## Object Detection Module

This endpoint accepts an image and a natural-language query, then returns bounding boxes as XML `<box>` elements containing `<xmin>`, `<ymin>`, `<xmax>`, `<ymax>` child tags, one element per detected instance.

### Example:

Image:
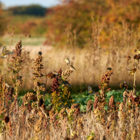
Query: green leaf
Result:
<box><xmin>0</xmin><ymin>115</ymin><xmax>4</xmax><ymax>119</ymax></box>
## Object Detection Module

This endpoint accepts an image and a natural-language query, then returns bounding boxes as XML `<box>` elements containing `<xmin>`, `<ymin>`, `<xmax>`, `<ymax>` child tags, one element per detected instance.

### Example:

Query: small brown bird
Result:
<box><xmin>5</xmin><ymin>83</ymin><xmax>12</xmax><ymax>88</ymax></box>
<box><xmin>1</xmin><ymin>46</ymin><xmax>14</xmax><ymax>58</ymax></box>
<box><xmin>70</xmin><ymin>65</ymin><xmax>76</xmax><ymax>71</ymax></box>
<box><xmin>65</xmin><ymin>58</ymin><xmax>70</xmax><ymax>65</ymax></box>
<box><xmin>52</xmin><ymin>71</ymin><xmax>59</xmax><ymax>76</ymax></box>
<box><xmin>46</xmin><ymin>72</ymin><xmax>56</xmax><ymax>79</ymax></box>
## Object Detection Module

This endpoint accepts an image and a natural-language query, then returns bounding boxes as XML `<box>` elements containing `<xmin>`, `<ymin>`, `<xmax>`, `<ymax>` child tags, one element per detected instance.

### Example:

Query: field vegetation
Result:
<box><xmin>0</xmin><ymin>0</ymin><xmax>140</xmax><ymax>139</ymax></box>
<box><xmin>0</xmin><ymin>38</ymin><xmax>140</xmax><ymax>139</ymax></box>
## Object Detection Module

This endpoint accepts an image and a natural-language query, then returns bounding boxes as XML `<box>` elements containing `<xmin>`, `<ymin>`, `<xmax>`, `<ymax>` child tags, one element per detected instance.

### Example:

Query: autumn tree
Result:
<box><xmin>46</xmin><ymin>0</ymin><xmax>140</xmax><ymax>47</ymax></box>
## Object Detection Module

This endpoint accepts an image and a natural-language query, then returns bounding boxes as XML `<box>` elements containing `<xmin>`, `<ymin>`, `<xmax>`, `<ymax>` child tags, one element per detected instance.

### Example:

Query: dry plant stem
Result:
<box><xmin>37</xmin><ymin>88</ymin><xmax>40</xmax><ymax>110</ymax></box>
<box><xmin>2</xmin><ymin>90</ymin><xmax>5</xmax><ymax>108</ymax></box>
<box><xmin>31</xmin><ymin>52</ymin><xmax>45</xmax><ymax>110</ymax></box>
<box><xmin>43</xmin><ymin>67</ymin><xmax>47</xmax><ymax>102</ymax></box>
<box><xmin>8</xmin><ymin>40</ymin><xmax>23</xmax><ymax>109</ymax></box>
<box><xmin>39</xmin><ymin>107</ymin><xmax>48</xmax><ymax>119</ymax></box>
<box><xmin>133</xmin><ymin>67</ymin><xmax>136</xmax><ymax>87</ymax></box>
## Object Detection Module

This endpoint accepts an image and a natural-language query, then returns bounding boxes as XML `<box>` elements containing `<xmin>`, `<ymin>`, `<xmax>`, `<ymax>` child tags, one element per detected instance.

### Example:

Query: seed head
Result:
<box><xmin>38</xmin><ymin>51</ymin><xmax>42</xmax><ymax>56</ymax></box>
<box><xmin>4</xmin><ymin>116</ymin><xmax>10</xmax><ymax>123</ymax></box>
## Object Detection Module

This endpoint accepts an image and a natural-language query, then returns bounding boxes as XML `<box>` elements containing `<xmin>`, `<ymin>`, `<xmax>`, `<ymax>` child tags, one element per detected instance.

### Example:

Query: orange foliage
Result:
<box><xmin>46</xmin><ymin>0</ymin><xmax>140</xmax><ymax>47</ymax></box>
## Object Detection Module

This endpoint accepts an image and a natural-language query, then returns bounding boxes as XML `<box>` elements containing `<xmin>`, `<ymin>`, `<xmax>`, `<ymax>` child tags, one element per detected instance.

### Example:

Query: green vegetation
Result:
<box><xmin>4</xmin><ymin>15</ymin><xmax>48</xmax><ymax>36</ymax></box>
<box><xmin>7</xmin><ymin>4</ymin><xmax>47</xmax><ymax>16</ymax></box>
<box><xmin>0</xmin><ymin>1</ymin><xmax>140</xmax><ymax>139</ymax></box>
<box><xmin>0</xmin><ymin>37</ymin><xmax>140</xmax><ymax>139</ymax></box>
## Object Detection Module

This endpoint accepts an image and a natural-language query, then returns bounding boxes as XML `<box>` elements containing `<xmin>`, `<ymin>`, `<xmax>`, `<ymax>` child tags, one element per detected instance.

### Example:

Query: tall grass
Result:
<box><xmin>1</xmin><ymin>21</ymin><xmax>140</xmax><ymax>92</ymax></box>
<box><xmin>0</xmin><ymin>21</ymin><xmax>140</xmax><ymax>140</ymax></box>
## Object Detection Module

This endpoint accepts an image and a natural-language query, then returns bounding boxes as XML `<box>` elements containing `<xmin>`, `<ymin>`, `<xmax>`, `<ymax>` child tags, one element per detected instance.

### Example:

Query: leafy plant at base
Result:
<box><xmin>50</xmin><ymin>67</ymin><xmax>75</xmax><ymax>112</ymax></box>
<box><xmin>51</xmin><ymin>78</ymin><xmax>74</xmax><ymax>112</ymax></box>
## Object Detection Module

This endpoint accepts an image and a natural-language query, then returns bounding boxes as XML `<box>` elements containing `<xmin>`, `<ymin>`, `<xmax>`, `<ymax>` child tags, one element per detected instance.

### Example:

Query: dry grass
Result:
<box><xmin>0</xmin><ymin>45</ymin><xmax>138</xmax><ymax>91</ymax></box>
<box><xmin>1</xmin><ymin>21</ymin><xmax>140</xmax><ymax>91</ymax></box>
<box><xmin>0</xmin><ymin>27</ymin><xmax>140</xmax><ymax>139</ymax></box>
<box><xmin>1</xmin><ymin>91</ymin><xmax>140</xmax><ymax>140</ymax></box>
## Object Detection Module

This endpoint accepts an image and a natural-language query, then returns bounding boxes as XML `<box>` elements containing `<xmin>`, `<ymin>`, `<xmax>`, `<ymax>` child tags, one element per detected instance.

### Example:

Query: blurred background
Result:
<box><xmin>0</xmin><ymin>0</ymin><xmax>140</xmax><ymax>94</ymax></box>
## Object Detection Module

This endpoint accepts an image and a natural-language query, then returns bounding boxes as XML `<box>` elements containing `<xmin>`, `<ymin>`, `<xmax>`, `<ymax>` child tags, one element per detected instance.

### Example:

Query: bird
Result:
<box><xmin>88</xmin><ymin>85</ymin><xmax>93</xmax><ymax>94</ymax></box>
<box><xmin>127</xmin><ymin>68</ymin><xmax>137</xmax><ymax>76</ymax></box>
<box><xmin>120</xmin><ymin>81</ymin><xmax>128</xmax><ymax>89</ymax></box>
<box><xmin>5</xmin><ymin>83</ymin><xmax>12</xmax><ymax>88</ymax></box>
<box><xmin>88</xmin><ymin>85</ymin><xmax>98</xmax><ymax>96</ymax></box>
<box><xmin>41</xmin><ymin>83</ymin><xmax>45</xmax><ymax>87</ymax></box>
<box><xmin>65</xmin><ymin>58</ymin><xmax>70</xmax><ymax>65</ymax></box>
<box><xmin>46</xmin><ymin>72</ymin><xmax>56</xmax><ymax>79</ymax></box>
<box><xmin>58</xmin><ymin>78</ymin><xmax>71</xmax><ymax>87</ymax></box>
<box><xmin>1</xmin><ymin>46</ymin><xmax>14</xmax><ymax>58</ymax></box>
<box><xmin>70</xmin><ymin>65</ymin><xmax>76</xmax><ymax>71</ymax></box>
<box><xmin>135</xmin><ymin>49</ymin><xmax>140</xmax><ymax>55</ymax></box>
<box><xmin>52</xmin><ymin>71</ymin><xmax>59</xmax><ymax>76</ymax></box>
<box><xmin>62</xmin><ymin>80</ymin><xmax>71</xmax><ymax>87</ymax></box>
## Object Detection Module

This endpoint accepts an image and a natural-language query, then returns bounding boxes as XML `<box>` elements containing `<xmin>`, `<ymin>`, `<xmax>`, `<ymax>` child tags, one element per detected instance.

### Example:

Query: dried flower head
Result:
<box><xmin>4</xmin><ymin>116</ymin><xmax>10</xmax><ymax>123</ymax></box>
<box><xmin>38</xmin><ymin>51</ymin><xmax>42</xmax><ymax>55</ymax></box>
<box><xmin>71</xmin><ymin>103</ymin><xmax>80</xmax><ymax>109</ymax></box>
<box><xmin>86</xmin><ymin>100</ymin><xmax>93</xmax><ymax>113</ymax></box>
<box><xmin>94</xmin><ymin>96</ymin><xmax>99</xmax><ymax>109</ymax></box>
<box><xmin>38</xmin><ymin>98</ymin><xmax>44</xmax><ymax>107</ymax></box>
<box><xmin>109</xmin><ymin>95</ymin><xmax>116</xmax><ymax>110</ymax></box>
<box><xmin>46</xmin><ymin>72</ymin><xmax>56</xmax><ymax>79</ymax></box>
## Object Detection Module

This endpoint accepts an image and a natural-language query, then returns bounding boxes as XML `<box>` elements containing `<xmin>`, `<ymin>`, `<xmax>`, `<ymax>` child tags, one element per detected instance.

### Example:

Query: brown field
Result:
<box><xmin>0</xmin><ymin>27</ymin><xmax>140</xmax><ymax>140</ymax></box>
<box><xmin>0</xmin><ymin>43</ymin><xmax>138</xmax><ymax>91</ymax></box>
<box><xmin>1</xmin><ymin>1</ymin><xmax>140</xmax><ymax>139</ymax></box>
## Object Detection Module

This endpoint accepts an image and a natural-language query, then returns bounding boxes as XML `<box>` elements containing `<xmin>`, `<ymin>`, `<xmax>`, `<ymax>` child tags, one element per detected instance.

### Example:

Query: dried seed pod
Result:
<box><xmin>4</xmin><ymin>116</ymin><xmax>10</xmax><ymax>123</ymax></box>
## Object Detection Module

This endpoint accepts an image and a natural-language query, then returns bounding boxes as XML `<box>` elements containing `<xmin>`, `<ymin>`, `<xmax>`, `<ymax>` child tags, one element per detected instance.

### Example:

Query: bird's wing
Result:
<box><xmin>2</xmin><ymin>46</ymin><xmax>7</xmax><ymax>53</ymax></box>
<box><xmin>72</xmin><ymin>65</ymin><xmax>76</xmax><ymax>70</ymax></box>
<box><xmin>5</xmin><ymin>50</ymin><xmax>14</xmax><ymax>54</ymax></box>
<box><xmin>65</xmin><ymin>81</ymin><xmax>71</xmax><ymax>86</ymax></box>
<box><xmin>88</xmin><ymin>85</ymin><xmax>92</xmax><ymax>93</ymax></box>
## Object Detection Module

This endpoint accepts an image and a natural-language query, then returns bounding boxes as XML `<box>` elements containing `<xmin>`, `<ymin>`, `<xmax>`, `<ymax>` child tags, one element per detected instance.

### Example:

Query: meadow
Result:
<box><xmin>1</xmin><ymin>0</ymin><xmax>140</xmax><ymax>139</ymax></box>
<box><xmin>0</xmin><ymin>20</ymin><xmax>140</xmax><ymax>140</ymax></box>
<box><xmin>1</xmin><ymin>21</ymin><xmax>140</xmax><ymax>93</ymax></box>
